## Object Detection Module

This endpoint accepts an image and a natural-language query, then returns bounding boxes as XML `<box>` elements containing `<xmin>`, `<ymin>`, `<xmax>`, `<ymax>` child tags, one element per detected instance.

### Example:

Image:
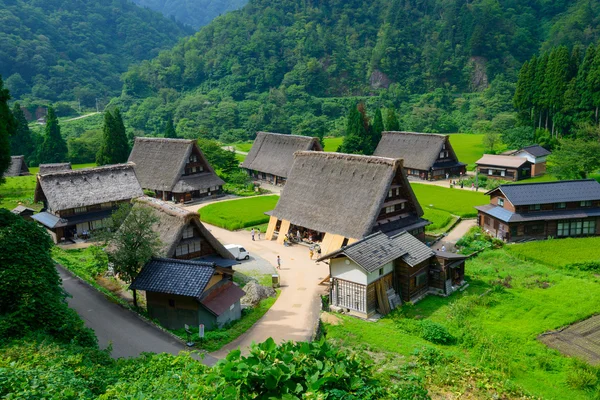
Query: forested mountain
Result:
<box><xmin>0</xmin><ymin>0</ymin><xmax>193</xmax><ymax>106</ymax></box>
<box><xmin>119</xmin><ymin>0</ymin><xmax>600</xmax><ymax>141</ymax></box>
<box><xmin>130</xmin><ymin>0</ymin><xmax>248</xmax><ymax>29</ymax></box>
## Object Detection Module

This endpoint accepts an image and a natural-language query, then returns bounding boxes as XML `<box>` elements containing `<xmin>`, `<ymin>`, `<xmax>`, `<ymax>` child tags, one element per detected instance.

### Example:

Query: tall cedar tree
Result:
<box><xmin>587</xmin><ymin>43</ymin><xmax>600</xmax><ymax>124</ymax></box>
<box><xmin>338</xmin><ymin>103</ymin><xmax>368</xmax><ymax>154</ymax></box>
<box><xmin>96</xmin><ymin>109</ymin><xmax>129</xmax><ymax>165</ymax></box>
<box><xmin>164</xmin><ymin>117</ymin><xmax>177</xmax><ymax>138</ymax></box>
<box><xmin>0</xmin><ymin>76</ymin><xmax>16</xmax><ymax>181</ymax></box>
<box><xmin>10</xmin><ymin>103</ymin><xmax>35</xmax><ymax>162</ymax></box>
<box><xmin>39</xmin><ymin>106</ymin><xmax>67</xmax><ymax>164</ymax></box>
<box><xmin>385</xmin><ymin>108</ymin><xmax>400</xmax><ymax>131</ymax></box>
<box><xmin>371</xmin><ymin>108</ymin><xmax>384</xmax><ymax>150</ymax></box>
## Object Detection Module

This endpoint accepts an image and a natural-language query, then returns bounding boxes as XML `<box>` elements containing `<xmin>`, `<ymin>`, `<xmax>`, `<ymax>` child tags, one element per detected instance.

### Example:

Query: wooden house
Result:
<box><xmin>265</xmin><ymin>152</ymin><xmax>430</xmax><ymax>255</ymax></box>
<box><xmin>11</xmin><ymin>205</ymin><xmax>35</xmax><ymax>221</ymax></box>
<box><xmin>504</xmin><ymin>145</ymin><xmax>551</xmax><ymax>176</ymax></box>
<box><xmin>476</xmin><ymin>180</ymin><xmax>600</xmax><ymax>242</ymax></box>
<box><xmin>130</xmin><ymin>258</ymin><xmax>245</xmax><ymax>330</ymax></box>
<box><xmin>128</xmin><ymin>197</ymin><xmax>236</xmax><ymax>263</ymax></box>
<box><xmin>5</xmin><ymin>156</ymin><xmax>30</xmax><ymax>177</ymax></box>
<box><xmin>128</xmin><ymin>137</ymin><xmax>224</xmax><ymax>203</ymax></box>
<box><xmin>475</xmin><ymin>154</ymin><xmax>532</xmax><ymax>181</ymax></box>
<box><xmin>38</xmin><ymin>163</ymin><xmax>72</xmax><ymax>175</ymax></box>
<box><xmin>31</xmin><ymin>164</ymin><xmax>143</xmax><ymax>243</ymax></box>
<box><xmin>241</xmin><ymin>132</ymin><xmax>323</xmax><ymax>186</ymax></box>
<box><xmin>373</xmin><ymin>132</ymin><xmax>466</xmax><ymax>180</ymax></box>
<box><xmin>317</xmin><ymin>231</ymin><xmax>466</xmax><ymax>318</ymax></box>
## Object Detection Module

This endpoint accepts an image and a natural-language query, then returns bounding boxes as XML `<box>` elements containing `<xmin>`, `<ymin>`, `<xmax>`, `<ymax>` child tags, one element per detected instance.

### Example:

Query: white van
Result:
<box><xmin>225</xmin><ymin>244</ymin><xmax>250</xmax><ymax>260</ymax></box>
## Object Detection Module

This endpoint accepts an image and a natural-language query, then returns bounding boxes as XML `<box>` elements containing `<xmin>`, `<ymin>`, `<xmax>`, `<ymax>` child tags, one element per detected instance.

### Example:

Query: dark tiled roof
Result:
<box><xmin>129</xmin><ymin>258</ymin><xmax>216</xmax><ymax>297</ymax></box>
<box><xmin>200</xmin><ymin>281</ymin><xmax>245</xmax><ymax>316</ymax></box>
<box><xmin>434</xmin><ymin>251</ymin><xmax>467</xmax><ymax>260</ymax></box>
<box><xmin>476</xmin><ymin>204</ymin><xmax>600</xmax><ymax>223</ymax></box>
<box><xmin>317</xmin><ymin>231</ymin><xmax>434</xmax><ymax>272</ymax></box>
<box><xmin>519</xmin><ymin>145</ymin><xmax>551</xmax><ymax>157</ymax></box>
<box><xmin>11</xmin><ymin>205</ymin><xmax>35</xmax><ymax>215</ymax></box>
<box><xmin>490</xmin><ymin>179</ymin><xmax>600</xmax><ymax>206</ymax></box>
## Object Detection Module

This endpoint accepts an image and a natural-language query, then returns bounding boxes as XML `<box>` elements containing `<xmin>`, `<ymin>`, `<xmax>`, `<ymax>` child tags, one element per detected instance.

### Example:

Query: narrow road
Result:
<box><xmin>64</xmin><ymin>112</ymin><xmax>100</xmax><ymax>122</ymax></box>
<box><xmin>221</xmin><ymin>145</ymin><xmax>248</xmax><ymax>156</ymax></box>
<box><xmin>58</xmin><ymin>265</ymin><xmax>218</xmax><ymax>366</ymax></box>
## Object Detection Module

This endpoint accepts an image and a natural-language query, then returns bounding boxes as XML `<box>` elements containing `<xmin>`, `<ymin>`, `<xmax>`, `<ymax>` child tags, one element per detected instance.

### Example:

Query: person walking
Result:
<box><xmin>251</xmin><ymin>228</ymin><xmax>255</xmax><ymax>241</ymax></box>
<box><xmin>256</xmin><ymin>228</ymin><xmax>261</xmax><ymax>240</ymax></box>
<box><xmin>277</xmin><ymin>255</ymin><xmax>281</xmax><ymax>270</ymax></box>
<box><xmin>309</xmin><ymin>248</ymin><xmax>314</xmax><ymax>259</ymax></box>
<box><xmin>471</xmin><ymin>182</ymin><xmax>475</xmax><ymax>191</ymax></box>
<box><xmin>441</xmin><ymin>244</ymin><xmax>446</xmax><ymax>252</ymax></box>
<box><xmin>460</xmin><ymin>181</ymin><xmax>464</xmax><ymax>189</ymax></box>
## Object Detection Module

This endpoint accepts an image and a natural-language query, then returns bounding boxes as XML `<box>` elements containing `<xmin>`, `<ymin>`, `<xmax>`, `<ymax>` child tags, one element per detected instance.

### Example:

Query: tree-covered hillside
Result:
<box><xmin>0</xmin><ymin>0</ymin><xmax>193</xmax><ymax>106</ymax></box>
<box><xmin>119</xmin><ymin>0</ymin><xmax>600</xmax><ymax>140</ymax></box>
<box><xmin>131</xmin><ymin>0</ymin><xmax>248</xmax><ymax>29</ymax></box>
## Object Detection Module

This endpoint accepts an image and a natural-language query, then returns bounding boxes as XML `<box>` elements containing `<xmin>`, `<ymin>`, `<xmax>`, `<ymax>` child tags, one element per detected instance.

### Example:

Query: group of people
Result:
<box><xmin>250</xmin><ymin>227</ymin><xmax>261</xmax><ymax>241</ymax></box>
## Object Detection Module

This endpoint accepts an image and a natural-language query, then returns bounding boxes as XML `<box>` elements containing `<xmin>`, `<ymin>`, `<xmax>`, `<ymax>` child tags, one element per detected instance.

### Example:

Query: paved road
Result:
<box><xmin>58</xmin><ymin>265</ymin><xmax>218</xmax><ymax>366</ymax></box>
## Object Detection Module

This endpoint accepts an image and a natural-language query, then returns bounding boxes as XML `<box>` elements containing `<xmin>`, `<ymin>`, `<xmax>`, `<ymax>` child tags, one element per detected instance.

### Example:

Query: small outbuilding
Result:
<box><xmin>11</xmin><ymin>205</ymin><xmax>35</xmax><ymax>221</ymax></box>
<box><xmin>38</xmin><ymin>163</ymin><xmax>72</xmax><ymax>175</ymax></box>
<box><xmin>318</xmin><ymin>231</ymin><xmax>466</xmax><ymax>319</ymax></box>
<box><xmin>373</xmin><ymin>132</ymin><xmax>466</xmax><ymax>180</ymax></box>
<box><xmin>5</xmin><ymin>156</ymin><xmax>30</xmax><ymax>177</ymax></box>
<box><xmin>241</xmin><ymin>132</ymin><xmax>323</xmax><ymax>186</ymax></box>
<box><xmin>128</xmin><ymin>137</ymin><xmax>224</xmax><ymax>203</ymax></box>
<box><xmin>475</xmin><ymin>154</ymin><xmax>532</xmax><ymax>181</ymax></box>
<box><xmin>130</xmin><ymin>258</ymin><xmax>245</xmax><ymax>331</ymax></box>
<box><xmin>504</xmin><ymin>145</ymin><xmax>551</xmax><ymax>177</ymax></box>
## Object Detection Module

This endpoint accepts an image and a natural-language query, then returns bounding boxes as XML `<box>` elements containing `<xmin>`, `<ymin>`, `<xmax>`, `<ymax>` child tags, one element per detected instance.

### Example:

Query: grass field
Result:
<box><xmin>199</xmin><ymin>195</ymin><xmax>279</xmax><ymax>230</ymax></box>
<box><xmin>323</xmin><ymin>136</ymin><xmax>343</xmax><ymax>152</ymax></box>
<box><xmin>411</xmin><ymin>183</ymin><xmax>488</xmax><ymax>218</ymax></box>
<box><xmin>422</xmin><ymin>207</ymin><xmax>458</xmax><ymax>235</ymax></box>
<box><xmin>324</xmin><ymin>249</ymin><xmax>600</xmax><ymax>398</ymax></box>
<box><xmin>448</xmin><ymin>133</ymin><xmax>486</xmax><ymax>169</ymax></box>
<box><xmin>0</xmin><ymin>163</ymin><xmax>97</xmax><ymax>211</ymax></box>
<box><xmin>507</xmin><ymin>237</ymin><xmax>600</xmax><ymax>269</ymax></box>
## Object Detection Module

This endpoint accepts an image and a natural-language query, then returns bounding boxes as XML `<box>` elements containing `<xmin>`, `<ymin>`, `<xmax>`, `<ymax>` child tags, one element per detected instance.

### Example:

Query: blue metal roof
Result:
<box><xmin>476</xmin><ymin>205</ymin><xmax>600</xmax><ymax>223</ymax></box>
<box><xmin>31</xmin><ymin>212</ymin><xmax>62</xmax><ymax>229</ymax></box>
<box><xmin>490</xmin><ymin>180</ymin><xmax>600</xmax><ymax>206</ymax></box>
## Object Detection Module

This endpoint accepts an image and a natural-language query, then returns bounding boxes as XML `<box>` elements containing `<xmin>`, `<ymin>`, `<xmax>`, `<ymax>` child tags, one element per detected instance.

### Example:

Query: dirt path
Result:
<box><xmin>64</xmin><ymin>112</ymin><xmax>100</xmax><ymax>122</ymax></box>
<box><xmin>203</xmin><ymin>223</ymin><xmax>329</xmax><ymax>358</ymax></box>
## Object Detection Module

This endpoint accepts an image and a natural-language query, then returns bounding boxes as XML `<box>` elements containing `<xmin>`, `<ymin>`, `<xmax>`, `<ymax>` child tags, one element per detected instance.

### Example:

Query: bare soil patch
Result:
<box><xmin>539</xmin><ymin>314</ymin><xmax>600</xmax><ymax>365</ymax></box>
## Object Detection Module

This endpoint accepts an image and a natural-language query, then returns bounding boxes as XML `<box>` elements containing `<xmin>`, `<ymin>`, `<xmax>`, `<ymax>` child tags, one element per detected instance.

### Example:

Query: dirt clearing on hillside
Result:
<box><xmin>539</xmin><ymin>314</ymin><xmax>600</xmax><ymax>365</ymax></box>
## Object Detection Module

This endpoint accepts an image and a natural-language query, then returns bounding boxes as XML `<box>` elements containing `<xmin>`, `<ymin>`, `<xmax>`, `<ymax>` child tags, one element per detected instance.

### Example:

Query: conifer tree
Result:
<box><xmin>96</xmin><ymin>111</ymin><xmax>116</xmax><ymax>166</ymax></box>
<box><xmin>0</xmin><ymin>76</ymin><xmax>16</xmax><ymax>180</ymax></box>
<box><xmin>532</xmin><ymin>53</ymin><xmax>549</xmax><ymax>129</ymax></box>
<box><xmin>371</xmin><ymin>108</ymin><xmax>384</xmax><ymax>151</ymax></box>
<box><xmin>587</xmin><ymin>43</ymin><xmax>600</xmax><ymax>124</ymax></box>
<box><xmin>385</xmin><ymin>108</ymin><xmax>400</xmax><ymax>131</ymax></box>
<box><xmin>10</xmin><ymin>103</ymin><xmax>35</xmax><ymax>162</ymax></box>
<box><xmin>338</xmin><ymin>103</ymin><xmax>369</xmax><ymax>154</ymax></box>
<box><xmin>513</xmin><ymin>60</ymin><xmax>532</xmax><ymax>123</ymax></box>
<box><xmin>577</xmin><ymin>44</ymin><xmax>596</xmax><ymax>116</ymax></box>
<box><xmin>39</xmin><ymin>107</ymin><xmax>67</xmax><ymax>164</ymax></box>
<box><xmin>112</xmin><ymin>108</ymin><xmax>130</xmax><ymax>161</ymax></box>
<box><xmin>164</xmin><ymin>117</ymin><xmax>177</xmax><ymax>138</ymax></box>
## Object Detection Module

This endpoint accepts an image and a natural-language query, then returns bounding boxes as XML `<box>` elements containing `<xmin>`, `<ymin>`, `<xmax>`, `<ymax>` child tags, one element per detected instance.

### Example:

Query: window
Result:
<box><xmin>189</xmin><ymin>155</ymin><xmax>198</xmax><ymax>162</ymax></box>
<box><xmin>74</xmin><ymin>206</ymin><xmax>87</xmax><ymax>214</ymax></box>
<box><xmin>498</xmin><ymin>198</ymin><xmax>504</xmax><ymax>207</ymax></box>
<box><xmin>385</xmin><ymin>206</ymin><xmax>394</xmax><ymax>214</ymax></box>
<box><xmin>488</xmin><ymin>169</ymin><xmax>492</xmax><ymax>175</ymax></box>
<box><xmin>399</xmin><ymin>202</ymin><xmax>406</xmax><ymax>210</ymax></box>
<box><xmin>415</xmin><ymin>272</ymin><xmax>427</xmax><ymax>287</ymax></box>
<box><xmin>442</xmin><ymin>143</ymin><xmax>446</xmax><ymax>150</ymax></box>
<box><xmin>501</xmin><ymin>170</ymin><xmax>505</xmax><ymax>177</ymax></box>
<box><xmin>557</xmin><ymin>221</ymin><xmax>568</xmax><ymax>237</ymax></box>
<box><xmin>555</xmin><ymin>202</ymin><xmax>566</xmax><ymax>209</ymax></box>
<box><xmin>229</xmin><ymin>303</ymin><xmax>235</xmax><ymax>311</ymax></box>
<box><xmin>183</xmin><ymin>226</ymin><xmax>194</xmax><ymax>239</ymax></box>
<box><xmin>239</xmin><ymin>247</ymin><xmax>246</xmax><ymax>252</ymax></box>
<box><xmin>440</xmin><ymin>151</ymin><xmax>445</xmax><ymax>158</ymax></box>
<box><xmin>379</xmin><ymin>268</ymin><xmax>383</xmax><ymax>276</ymax></box>
<box><xmin>583</xmin><ymin>220</ymin><xmax>596</xmax><ymax>235</ymax></box>
<box><xmin>558</xmin><ymin>219</ymin><xmax>595</xmax><ymax>237</ymax></box>
<box><xmin>580</xmin><ymin>200</ymin><xmax>592</xmax><ymax>207</ymax></box>
<box><xmin>388</xmin><ymin>189</ymin><xmax>393</xmax><ymax>198</ymax></box>
<box><xmin>189</xmin><ymin>240</ymin><xmax>201</xmax><ymax>254</ymax></box>
<box><xmin>529</xmin><ymin>204</ymin><xmax>541</xmax><ymax>211</ymax></box>
<box><xmin>484</xmin><ymin>216</ymin><xmax>491</xmax><ymax>225</ymax></box>
<box><xmin>175</xmin><ymin>244</ymin><xmax>189</xmax><ymax>256</ymax></box>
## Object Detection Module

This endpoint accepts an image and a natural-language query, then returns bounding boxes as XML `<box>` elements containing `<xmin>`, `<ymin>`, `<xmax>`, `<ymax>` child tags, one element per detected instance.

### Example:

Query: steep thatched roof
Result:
<box><xmin>128</xmin><ymin>137</ymin><xmax>223</xmax><ymax>193</ymax></box>
<box><xmin>6</xmin><ymin>156</ymin><xmax>30</xmax><ymax>177</ymax></box>
<box><xmin>374</xmin><ymin>132</ymin><xmax>461</xmax><ymax>171</ymax></box>
<box><xmin>132</xmin><ymin>197</ymin><xmax>234</xmax><ymax>260</ymax></box>
<box><xmin>241</xmin><ymin>132</ymin><xmax>323</xmax><ymax>178</ymax></box>
<box><xmin>271</xmin><ymin>152</ymin><xmax>423</xmax><ymax>239</ymax></box>
<box><xmin>38</xmin><ymin>163</ymin><xmax>72</xmax><ymax>175</ymax></box>
<box><xmin>34</xmin><ymin>164</ymin><xmax>143</xmax><ymax>211</ymax></box>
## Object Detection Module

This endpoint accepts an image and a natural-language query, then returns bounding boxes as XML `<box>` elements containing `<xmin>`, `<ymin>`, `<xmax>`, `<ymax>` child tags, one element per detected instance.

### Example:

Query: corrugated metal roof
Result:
<box><xmin>318</xmin><ymin>231</ymin><xmax>434</xmax><ymax>272</ymax></box>
<box><xmin>31</xmin><ymin>212</ymin><xmax>62</xmax><ymax>229</ymax></box>
<box><xmin>476</xmin><ymin>154</ymin><xmax>529</xmax><ymax>168</ymax></box>
<box><xmin>494</xmin><ymin>179</ymin><xmax>600</xmax><ymax>205</ymax></box>
<box><xmin>129</xmin><ymin>258</ymin><xmax>216</xmax><ymax>297</ymax></box>
<box><xmin>476</xmin><ymin>204</ymin><xmax>600</xmax><ymax>223</ymax></box>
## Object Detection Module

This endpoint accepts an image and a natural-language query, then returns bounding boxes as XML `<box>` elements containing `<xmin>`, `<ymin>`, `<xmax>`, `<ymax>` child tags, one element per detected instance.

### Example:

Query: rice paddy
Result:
<box><xmin>199</xmin><ymin>195</ymin><xmax>279</xmax><ymax>231</ymax></box>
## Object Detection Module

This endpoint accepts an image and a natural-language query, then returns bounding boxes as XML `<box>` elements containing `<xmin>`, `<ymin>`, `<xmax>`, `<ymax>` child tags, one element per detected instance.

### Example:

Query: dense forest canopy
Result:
<box><xmin>0</xmin><ymin>0</ymin><xmax>193</xmax><ymax>106</ymax></box>
<box><xmin>130</xmin><ymin>0</ymin><xmax>248</xmax><ymax>29</ymax></box>
<box><xmin>117</xmin><ymin>0</ymin><xmax>600</xmax><ymax>141</ymax></box>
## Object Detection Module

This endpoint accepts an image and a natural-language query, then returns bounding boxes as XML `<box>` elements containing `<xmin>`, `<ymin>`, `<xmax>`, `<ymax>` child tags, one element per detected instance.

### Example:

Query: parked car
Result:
<box><xmin>225</xmin><ymin>244</ymin><xmax>250</xmax><ymax>260</ymax></box>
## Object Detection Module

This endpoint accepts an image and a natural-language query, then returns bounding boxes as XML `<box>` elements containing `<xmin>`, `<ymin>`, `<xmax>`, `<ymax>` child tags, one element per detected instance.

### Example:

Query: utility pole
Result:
<box><xmin>95</xmin><ymin>98</ymin><xmax>99</xmax><ymax>113</ymax></box>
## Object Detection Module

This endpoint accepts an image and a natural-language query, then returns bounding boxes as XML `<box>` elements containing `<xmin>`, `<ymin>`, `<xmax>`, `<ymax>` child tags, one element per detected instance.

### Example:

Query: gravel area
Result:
<box><xmin>233</xmin><ymin>252</ymin><xmax>277</xmax><ymax>285</ymax></box>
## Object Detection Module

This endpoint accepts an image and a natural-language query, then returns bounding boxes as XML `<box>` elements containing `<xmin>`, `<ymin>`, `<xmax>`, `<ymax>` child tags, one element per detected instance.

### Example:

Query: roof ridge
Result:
<box><xmin>382</xmin><ymin>131</ymin><xmax>448</xmax><ymax>138</ymax></box>
<box><xmin>135</xmin><ymin>196</ymin><xmax>196</xmax><ymax>219</ymax></box>
<box><xmin>151</xmin><ymin>257</ymin><xmax>215</xmax><ymax>267</ymax></box>
<box><xmin>294</xmin><ymin>151</ymin><xmax>402</xmax><ymax>166</ymax></box>
<box><xmin>38</xmin><ymin>163</ymin><xmax>135</xmax><ymax>178</ymax></box>
<box><xmin>257</xmin><ymin>131</ymin><xmax>318</xmax><ymax>141</ymax></box>
<box><xmin>134</xmin><ymin>137</ymin><xmax>193</xmax><ymax>144</ymax></box>
<box><xmin>499</xmin><ymin>179</ymin><xmax>597</xmax><ymax>188</ymax></box>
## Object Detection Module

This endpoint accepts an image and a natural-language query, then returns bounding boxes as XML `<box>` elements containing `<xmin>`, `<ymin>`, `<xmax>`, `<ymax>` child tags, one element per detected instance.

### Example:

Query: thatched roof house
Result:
<box><xmin>6</xmin><ymin>156</ymin><xmax>30</xmax><ymax>177</ymax></box>
<box><xmin>31</xmin><ymin>164</ymin><xmax>143</xmax><ymax>243</ymax></box>
<box><xmin>128</xmin><ymin>137</ymin><xmax>225</xmax><ymax>203</ymax></box>
<box><xmin>38</xmin><ymin>163</ymin><xmax>72</xmax><ymax>175</ymax></box>
<box><xmin>265</xmin><ymin>152</ymin><xmax>429</xmax><ymax>254</ymax></box>
<box><xmin>373</xmin><ymin>132</ymin><xmax>466</xmax><ymax>180</ymax></box>
<box><xmin>241</xmin><ymin>132</ymin><xmax>323</xmax><ymax>185</ymax></box>
<box><xmin>129</xmin><ymin>197</ymin><xmax>235</xmax><ymax>263</ymax></box>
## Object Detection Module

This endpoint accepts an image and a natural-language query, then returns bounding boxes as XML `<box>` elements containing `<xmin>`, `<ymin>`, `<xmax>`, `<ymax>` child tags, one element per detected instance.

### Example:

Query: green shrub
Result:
<box><xmin>565</xmin><ymin>360</ymin><xmax>599</xmax><ymax>390</ymax></box>
<box><xmin>456</xmin><ymin>226</ymin><xmax>503</xmax><ymax>254</ymax></box>
<box><xmin>419</xmin><ymin>320</ymin><xmax>455</xmax><ymax>345</ymax></box>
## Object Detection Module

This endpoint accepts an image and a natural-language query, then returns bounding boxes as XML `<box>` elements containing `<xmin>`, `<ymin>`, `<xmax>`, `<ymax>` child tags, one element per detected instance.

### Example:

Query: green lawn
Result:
<box><xmin>448</xmin><ymin>133</ymin><xmax>486</xmax><ymax>170</ymax></box>
<box><xmin>1</xmin><ymin>163</ymin><xmax>97</xmax><ymax>211</ymax></box>
<box><xmin>507</xmin><ymin>237</ymin><xmax>600</xmax><ymax>269</ymax></box>
<box><xmin>323</xmin><ymin>136</ymin><xmax>343</xmax><ymax>152</ymax></box>
<box><xmin>199</xmin><ymin>195</ymin><xmax>279</xmax><ymax>230</ymax></box>
<box><xmin>232</xmin><ymin>142</ymin><xmax>253</xmax><ymax>153</ymax></box>
<box><xmin>324</xmin><ymin>249</ymin><xmax>600</xmax><ymax>399</ymax></box>
<box><xmin>411</xmin><ymin>183</ymin><xmax>488</xmax><ymax>218</ymax></box>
